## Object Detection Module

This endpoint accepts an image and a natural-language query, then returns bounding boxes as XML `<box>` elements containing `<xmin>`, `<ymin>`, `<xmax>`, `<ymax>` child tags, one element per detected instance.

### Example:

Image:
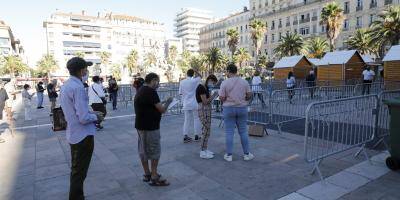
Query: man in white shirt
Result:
<box><xmin>249</xmin><ymin>71</ymin><xmax>266</xmax><ymax>108</ymax></box>
<box><xmin>179</xmin><ymin>69</ymin><xmax>202</xmax><ymax>143</ymax></box>
<box><xmin>362</xmin><ymin>66</ymin><xmax>375</xmax><ymax>95</ymax></box>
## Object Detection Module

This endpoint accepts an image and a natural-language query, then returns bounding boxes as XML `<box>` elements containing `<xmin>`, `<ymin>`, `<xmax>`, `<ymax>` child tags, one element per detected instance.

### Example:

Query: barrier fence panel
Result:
<box><xmin>157</xmin><ymin>89</ymin><xmax>182</xmax><ymax>115</ymax></box>
<box><xmin>318</xmin><ymin>85</ymin><xmax>356</xmax><ymax>100</ymax></box>
<box><xmin>373</xmin><ymin>90</ymin><xmax>400</xmax><ymax>149</ymax></box>
<box><xmin>117</xmin><ymin>85</ymin><xmax>134</xmax><ymax>108</ymax></box>
<box><xmin>304</xmin><ymin>95</ymin><xmax>378</xmax><ymax>180</ymax></box>
<box><xmin>353</xmin><ymin>82</ymin><xmax>385</xmax><ymax>96</ymax></box>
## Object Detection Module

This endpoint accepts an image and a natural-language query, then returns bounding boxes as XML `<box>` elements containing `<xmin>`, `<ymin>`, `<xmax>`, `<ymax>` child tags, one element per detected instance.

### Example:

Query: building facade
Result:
<box><xmin>175</xmin><ymin>8</ymin><xmax>214</xmax><ymax>53</ymax></box>
<box><xmin>0</xmin><ymin>20</ymin><xmax>21</xmax><ymax>56</ymax></box>
<box><xmin>164</xmin><ymin>38</ymin><xmax>183</xmax><ymax>60</ymax></box>
<box><xmin>199</xmin><ymin>7</ymin><xmax>251</xmax><ymax>60</ymax></box>
<box><xmin>43</xmin><ymin>11</ymin><xmax>166</xmax><ymax>77</ymax></box>
<box><xmin>250</xmin><ymin>0</ymin><xmax>400</xmax><ymax>61</ymax></box>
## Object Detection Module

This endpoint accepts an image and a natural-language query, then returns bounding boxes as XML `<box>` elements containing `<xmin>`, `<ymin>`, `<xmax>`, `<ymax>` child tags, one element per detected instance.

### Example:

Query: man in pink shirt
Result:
<box><xmin>218</xmin><ymin>64</ymin><xmax>254</xmax><ymax>162</ymax></box>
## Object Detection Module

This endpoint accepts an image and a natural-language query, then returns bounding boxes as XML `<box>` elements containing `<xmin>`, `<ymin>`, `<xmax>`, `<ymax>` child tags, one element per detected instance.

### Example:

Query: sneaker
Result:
<box><xmin>243</xmin><ymin>153</ymin><xmax>255</xmax><ymax>161</ymax></box>
<box><xmin>194</xmin><ymin>135</ymin><xmax>201</xmax><ymax>141</ymax></box>
<box><xmin>200</xmin><ymin>151</ymin><xmax>214</xmax><ymax>159</ymax></box>
<box><xmin>205</xmin><ymin>150</ymin><xmax>214</xmax><ymax>155</ymax></box>
<box><xmin>224</xmin><ymin>154</ymin><xmax>233</xmax><ymax>162</ymax></box>
<box><xmin>183</xmin><ymin>136</ymin><xmax>192</xmax><ymax>143</ymax></box>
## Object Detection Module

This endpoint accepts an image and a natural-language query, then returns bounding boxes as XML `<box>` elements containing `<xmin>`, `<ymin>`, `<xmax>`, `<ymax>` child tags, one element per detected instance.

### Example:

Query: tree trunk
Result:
<box><xmin>329</xmin><ymin>38</ymin><xmax>334</xmax><ymax>52</ymax></box>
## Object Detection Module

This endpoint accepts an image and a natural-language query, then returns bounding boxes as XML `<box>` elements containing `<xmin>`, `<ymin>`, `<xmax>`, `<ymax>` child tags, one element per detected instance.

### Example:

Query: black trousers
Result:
<box><xmin>91</xmin><ymin>103</ymin><xmax>107</xmax><ymax>117</ymax></box>
<box><xmin>69</xmin><ymin>136</ymin><xmax>94</xmax><ymax>200</ymax></box>
<box><xmin>362</xmin><ymin>80</ymin><xmax>372</xmax><ymax>95</ymax></box>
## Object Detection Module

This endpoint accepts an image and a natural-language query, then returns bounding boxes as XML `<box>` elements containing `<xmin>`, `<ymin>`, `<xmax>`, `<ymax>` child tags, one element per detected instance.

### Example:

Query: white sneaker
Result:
<box><xmin>200</xmin><ymin>151</ymin><xmax>214</xmax><ymax>159</ymax></box>
<box><xmin>205</xmin><ymin>150</ymin><xmax>214</xmax><ymax>155</ymax></box>
<box><xmin>224</xmin><ymin>154</ymin><xmax>233</xmax><ymax>162</ymax></box>
<box><xmin>243</xmin><ymin>153</ymin><xmax>255</xmax><ymax>161</ymax></box>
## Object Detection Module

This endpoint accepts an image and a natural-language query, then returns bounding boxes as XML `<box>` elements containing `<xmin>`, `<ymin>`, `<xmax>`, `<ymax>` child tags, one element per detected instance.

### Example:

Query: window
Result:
<box><xmin>0</xmin><ymin>37</ymin><xmax>9</xmax><ymax>45</ymax></box>
<box><xmin>48</xmin><ymin>32</ymin><xmax>54</xmax><ymax>38</ymax></box>
<box><xmin>264</xmin><ymin>35</ymin><xmax>268</xmax><ymax>43</ymax></box>
<box><xmin>271</xmin><ymin>34</ymin><xmax>275</xmax><ymax>42</ymax></box>
<box><xmin>300</xmin><ymin>27</ymin><xmax>310</xmax><ymax>35</ymax></box>
<box><xmin>279</xmin><ymin>19</ymin><xmax>282</xmax><ymax>27</ymax></box>
<box><xmin>279</xmin><ymin>32</ymin><xmax>282</xmax><ymax>40</ymax></box>
<box><xmin>344</xmin><ymin>2</ymin><xmax>350</xmax><ymax>13</ymax></box>
<box><xmin>356</xmin><ymin>16</ymin><xmax>363</xmax><ymax>27</ymax></box>
<box><xmin>344</xmin><ymin>19</ymin><xmax>349</xmax><ymax>30</ymax></box>
<box><xmin>271</xmin><ymin>20</ymin><xmax>275</xmax><ymax>30</ymax></box>
<box><xmin>357</xmin><ymin>0</ymin><xmax>363</xmax><ymax>7</ymax></box>
<box><xmin>369</xmin><ymin>14</ymin><xmax>374</xmax><ymax>25</ymax></box>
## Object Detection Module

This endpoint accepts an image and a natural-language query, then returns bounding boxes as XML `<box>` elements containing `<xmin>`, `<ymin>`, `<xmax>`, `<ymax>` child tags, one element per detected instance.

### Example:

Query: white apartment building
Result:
<box><xmin>175</xmin><ymin>8</ymin><xmax>214</xmax><ymax>53</ymax></box>
<box><xmin>43</xmin><ymin>11</ymin><xmax>166</xmax><ymax>77</ymax></box>
<box><xmin>0</xmin><ymin>20</ymin><xmax>21</xmax><ymax>56</ymax></box>
<box><xmin>200</xmin><ymin>8</ymin><xmax>251</xmax><ymax>60</ymax></box>
<box><xmin>250</xmin><ymin>0</ymin><xmax>400</xmax><ymax>61</ymax></box>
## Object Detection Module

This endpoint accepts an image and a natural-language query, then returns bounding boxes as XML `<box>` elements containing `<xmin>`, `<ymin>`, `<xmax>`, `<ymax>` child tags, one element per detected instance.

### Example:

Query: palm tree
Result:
<box><xmin>100</xmin><ymin>51</ymin><xmax>111</xmax><ymax>75</ymax></box>
<box><xmin>126</xmin><ymin>49</ymin><xmax>139</xmax><ymax>74</ymax></box>
<box><xmin>369</xmin><ymin>5</ymin><xmax>400</xmax><ymax>57</ymax></box>
<box><xmin>74</xmin><ymin>51</ymin><xmax>85</xmax><ymax>58</ymax></box>
<box><xmin>258</xmin><ymin>55</ymin><xmax>268</xmax><ymax>68</ymax></box>
<box><xmin>250</xmin><ymin>19</ymin><xmax>267</xmax><ymax>66</ymax></box>
<box><xmin>274</xmin><ymin>32</ymin><xmax>304</xmax><ymax>58</ymax></box>
<box><xmin>36</xmin><ymin>54</ymin><xmax>58</xmax><ymax>79</ymax></box>
<box><xmin>234</xmin><ymin>47</ymin><xmax>251</xmax><ymax>68</ymax></box>
<box><xmin>144</xmin><ymin>52</ymin><xmax>157</xmax><ymax>68</ymax></box>
<box><xmin>226</xmin><ymin>28</ymin><xmax>240</xmax><ymax>60</ymax></box>
<box><xmin>177</xmin><ymin>50</ymin><xmax>192</xmax><ymax>73</ymax></box>
<box><xmin>206</xmin><ymin>47</ymin><xmax>223</xmax><ymax>73</ymax></box>
<box><xmin>112</xmin><ymin>64</ymin><xmax>121</xmax><ymax>81</ymax></box>
<box><xmin>346</xmin><ymin>28</ymin><xmax>377</xmax><ymax>55</ymax></box>
<box><xmin>303</xmin><ymin>37</ymin><xmax>329</xmax><ymax>59</ymax></box>
<box><xmin>320</xmin><ymin>2</ymin><xmax>345</xmax><ymax>51</ymax></box>
<box><xmin>218</xmin><ymin>54</ymin><xmax>230</xmax><ymax>72</ymax></box>
<box><xmin>168</xmin><ymin>45</ymin><xmax>178</xmax><ymax>65</ymax></box>
<box><xmin>0</xmin><ymin>55</ymin><xmax>29</xmax><ymax>77</ymax></box>
<box><xmin>189</xmin><ymin>55</ymin><xmax>206</xmax><ymax>72</ymax></box>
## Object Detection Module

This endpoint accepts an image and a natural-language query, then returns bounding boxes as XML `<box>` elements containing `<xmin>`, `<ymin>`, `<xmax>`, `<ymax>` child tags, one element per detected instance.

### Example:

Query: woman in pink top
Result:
<box><xmin>218</xmin><ymin>64</ymin><xmax>254</xmax><ymax>162</ymax></box>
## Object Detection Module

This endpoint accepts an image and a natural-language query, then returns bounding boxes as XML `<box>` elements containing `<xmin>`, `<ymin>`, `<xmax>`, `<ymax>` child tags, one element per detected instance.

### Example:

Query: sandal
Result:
<box><xmin>143</xmin><ymin>173</ymin><xmax>162</xmax><ymax>182</ymax></box>
<box><xmin>149</xmin><ymin>175</ymin><xmax>170</xmax><ymax>187</ymax></box>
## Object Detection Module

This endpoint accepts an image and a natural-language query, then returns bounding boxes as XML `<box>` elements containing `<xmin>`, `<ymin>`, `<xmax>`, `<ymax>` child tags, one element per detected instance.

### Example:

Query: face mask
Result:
<box><xmin>207</xmin><ymin>83</ymin><xmax>214</xmax><ymax>88</ymax></box>
<box><xmin>82</xmin><ymin>74</ymin><xmax>89</xmax><ymax>82</ymax></box>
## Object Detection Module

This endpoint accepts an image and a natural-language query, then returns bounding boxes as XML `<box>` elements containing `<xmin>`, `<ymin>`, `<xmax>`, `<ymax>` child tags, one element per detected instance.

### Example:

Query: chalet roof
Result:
<box><xmin>273</xmin><ymin>55</ymin><xmax>309</xmax><ymax>69</ymax></box>
<box><xmin>308</xmin><ymin>58</ymin><xmax>320</xmax><ymax>66</ymax></box>
<box><xmin>383</xmin><ymin>45</ymin><xmax>400</xmax><ymax>62</ymax></box>
<box><xmin>318</xmin><ymin>50</ymin><xmax>365</xmax><ymax>65</ymax></box>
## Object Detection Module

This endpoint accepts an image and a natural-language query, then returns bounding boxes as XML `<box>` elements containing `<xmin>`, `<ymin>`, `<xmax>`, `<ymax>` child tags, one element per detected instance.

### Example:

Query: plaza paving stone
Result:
<box><xmin>0</xmin><ymin>97</ymin><xmax>399</xmax><ymax>200</ymax></box>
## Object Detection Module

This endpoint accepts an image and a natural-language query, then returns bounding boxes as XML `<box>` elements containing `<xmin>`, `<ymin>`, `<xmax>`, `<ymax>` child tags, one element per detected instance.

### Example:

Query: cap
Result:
<box><xmin>66</xmin><ymin>57</ymin><xmax>93</xmax><ymax>72</ymax></box>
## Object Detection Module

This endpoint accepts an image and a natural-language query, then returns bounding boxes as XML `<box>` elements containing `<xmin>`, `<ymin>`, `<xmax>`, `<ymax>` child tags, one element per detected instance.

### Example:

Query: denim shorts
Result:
<box><xmin>137</xmin><ymin>129</ymin><xmax>161</xmax><ymax>160</ymax></box>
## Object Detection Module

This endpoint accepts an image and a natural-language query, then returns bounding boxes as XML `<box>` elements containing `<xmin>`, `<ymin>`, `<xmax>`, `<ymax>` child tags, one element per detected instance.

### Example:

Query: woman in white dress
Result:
<box><xmin>22</xmin><ymin>84</ymin><xmax>35</xmax><ymax>121</ymax></box>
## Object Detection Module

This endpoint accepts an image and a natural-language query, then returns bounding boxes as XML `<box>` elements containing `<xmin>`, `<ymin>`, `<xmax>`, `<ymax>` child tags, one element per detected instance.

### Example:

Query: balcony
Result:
<box><xmin>312</xmin><ymin>16</ymin><xmax>318</xmax><ymax>21</ymax></box>
<box><xmin>286</xmin><ymin>22</ymin><xmax>290</xmax><ymax>27</ymax></box>
<box><xmin>300</xmin><ymin>18</ymin><xmax>310</xmax><ymax>24</ymax></box>
<box><xmin>344</xmin><ymin>9</ymin><xmax>350</xmax><ymax>14</ymax></box>
<box><xmin>278</xmin><ymin>24</ymin><xmax>282</xmax><ymax>28</ymax></box>
<box><xmin>293</xmin><ymin>20</ymin><xmax>298</xmax><ymax>25</ymax></box>
<box><xmin>356</xmin><ymin>25</ymin><xmax>362</xmax><ymax>29</ymax></box>
<box><xmin>370</xmin><ymin>2</ymin><xmax>377</xmax><ymax>8</ymax></box>
<box><xmin>385</xmin><ymin>0</ymin><xmax>393</xmax><ymax>5</ymax></box>
<box><xmin>271</xmin><ymin>26</ymin><xmax>275</xmax><ymax>30</ymax></box>
<box><xmin>356</xmin><ymin>5</ymin><xmax>363</xmax><ymax>11</ymax></box>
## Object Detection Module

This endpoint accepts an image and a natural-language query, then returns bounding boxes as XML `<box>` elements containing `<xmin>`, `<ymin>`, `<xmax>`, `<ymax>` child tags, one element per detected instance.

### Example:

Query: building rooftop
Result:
<box><xmin>382</xmin><ymin>45</ymin><xmax>400</xmax><ymax>62</ymax></box>
<box><xmin>318</xmin><ymin>50</ymin><xmax>363</xmax><ymax>65</ymax></box>
<box><xmin>273</xmin><ymin>55</ymin><xmax>308</xmax><ymax>68</ymax></box>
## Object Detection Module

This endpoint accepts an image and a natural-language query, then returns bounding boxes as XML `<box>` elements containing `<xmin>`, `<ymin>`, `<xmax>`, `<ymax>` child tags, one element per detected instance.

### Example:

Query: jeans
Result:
<box><xmin>110</xmin><ymin>92</ymin><xmax>118</xmax><ymax>109</ymax></box>
<box><xmin>223</xmin><ymin>106</ymin><xmax>250</xmax><ymax>155</ymax></box>
<box><xmin>69</xmin><ymin>136</ymin><xmax>94</xmax><ymax>200</ymax></box>
<box><xmin>183</xmin><ymin>109</ymin><xmax>201</xmax><ymax>136</ymax></box>
<box><xmin>37</xmin><ymin>92</ymin><xmax>44</xmax><ymax>107</ymax></box>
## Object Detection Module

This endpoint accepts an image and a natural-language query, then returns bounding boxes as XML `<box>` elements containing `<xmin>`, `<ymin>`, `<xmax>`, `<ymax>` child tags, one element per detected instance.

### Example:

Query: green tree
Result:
<box><xmin>226</xmin><ymin>28</ymin><xmax>240</xmax><ymax>60</ymax></box>
<box><xmin>144</xmin><ymin>52</ymin><xmax>157</xmax><ymax>69</ymax></box>
<box><xmin>189</xmin><ymin>54</ymin><xmax>206</xmax><ymax>73</ymax></box>
<box><xmin>234</xmin><ymin>47</ymin><xmax>251</xmax><ymax>68</ymax></box>
<box><xmin>112</xmin><ymin>64</ymin><xmax>121</xmax><ymax>81</ymax></box>
<box><xmin>177</xmin><ymin>50</ymin><xmax>192</xmax><ymax>73</ymax></box>
<box><xmin>218</xmin><ymin>54</ymin><xmax>230</xmax><ymax>72</ymax></box>
<box><xmin>303</xmin><ymin>37</ymin><xmax>329</xmax><ymax>59</ymax></box>
<box><xmin>100</xmin><ymin>51</ymin><xmax>111</xmax><ymax>74</ymax></box>
<box><xmin>36</xmin><ymin>54</ymin><xmax>58</xmax><ymax>79</ymax></box>
<box><xmin>250</xmin><ymin>19</ymin><xmax>267</xmax><ymax>66</ymax></box>
<box><xmin>126</xmin><ymin>49</ymin><xmax>139</xmax><ymax>74</ymax></box>
<box><xmin>320</xmin><ymin>2</ymin><xmax>345</xmax><ymax>51</ymax></box>
<box><xmin>274</xmin><ymin>32</ymin><xmax>304</xmax><ymax>58</ymax></box>
<box><xmin>206</xmin><ymin>47</ymin><xmax>223</xmax><ymax>73</ymax></box>
<box><xmin>369</xmin><ymin>5</ymin><xmax>400</xmax><ymax>57</ymax></box>
<box><xmin>167</xmin><ymin>45</ymin><xmax>178</xmax><ymax>65</ymax></box>
<box><xmin>258</xmin><ymin>55</ymin><xmax>268</xmax><ymax>68</ymax></box>
<box><xmin>0</xmin><ymin>55</ymin><xmax>29</xmax><ymax>77</ymax></box>
<box><xmin>74</xmin><ymin>51</ymin><xmax>85</xmax><ymax>58</ymax></box>
<box><xmin>346</xmin><ymin>28</ymin><xmax>377</xmax><ymax>55</ymax></box>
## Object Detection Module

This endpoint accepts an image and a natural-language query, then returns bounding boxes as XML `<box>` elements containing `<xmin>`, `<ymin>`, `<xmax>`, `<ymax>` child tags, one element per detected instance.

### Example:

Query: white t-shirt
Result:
<box><xmin>88</xmin><ymin>82</ymin><xmax>106</xmax><ymax>105</ymax></box>
<box><xmin>362</xmin><ymin>70</ymin><xmax>375</xmax><ymax>81</ymax></box>
<box><xmin>179</xmin><ymin>77</ymin><xmax>201</xmax><ymax>110</ymax></box>
<box><xmin>251</xmin><ymin>76</ymin><xmax>262</xmax><ymax>92</ymax></box>
<box><xmin>286</xmin><ymin>77</ymin><xmax>296</xmax><ymax>88</ymax></box>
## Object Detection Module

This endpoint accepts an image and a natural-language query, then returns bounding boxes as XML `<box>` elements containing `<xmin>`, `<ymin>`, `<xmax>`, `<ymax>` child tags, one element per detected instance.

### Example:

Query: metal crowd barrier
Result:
<box><xmin>117</xmin><ymin>85</ymin><xmax>135</xmax><ymax>108</ymax></box>
<box><xmin>318</xmin><ymin>85</ymin><xmax>356</xmax><ymax>100</ymax></box>
<box><xmin>304</xmin><ymin>95</ymin><xmax>379</xmax><ymax>180</ymax></box>
<box><xmin>157</xmin><ymin>89</ymin><xmax>182</xmax><ymax>115</ymax></box>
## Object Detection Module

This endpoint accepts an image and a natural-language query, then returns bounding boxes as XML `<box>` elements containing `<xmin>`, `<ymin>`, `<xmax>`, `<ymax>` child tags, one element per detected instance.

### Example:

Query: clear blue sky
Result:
<box><xmin>0</xmin><ymin>0</ymin><xmax>248</xmax><ymax>66</ymax></box>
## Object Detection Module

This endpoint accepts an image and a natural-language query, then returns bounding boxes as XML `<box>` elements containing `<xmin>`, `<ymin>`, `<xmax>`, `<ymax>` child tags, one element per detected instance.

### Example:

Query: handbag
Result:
<box><xmin>92</xmin><ymin>85</ymin><xmax>107</xmax><ymax>105</ymax></box>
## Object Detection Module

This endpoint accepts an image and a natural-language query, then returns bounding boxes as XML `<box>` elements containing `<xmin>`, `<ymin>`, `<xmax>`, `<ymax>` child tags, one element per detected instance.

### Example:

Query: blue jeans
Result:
<box><xmin>37</xmin><ymin>92</ymin><xmax>44</xmax><ymax>107</ymax></box>
<box><xmin>223</xmin><ymin>106</ymin><xmax>250</xmax><ymax>155</ymax></box>
<box><xmin>110</xmin><ymin>92</ymin><xmax>118</xmax><ymax>109</ymax></box>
